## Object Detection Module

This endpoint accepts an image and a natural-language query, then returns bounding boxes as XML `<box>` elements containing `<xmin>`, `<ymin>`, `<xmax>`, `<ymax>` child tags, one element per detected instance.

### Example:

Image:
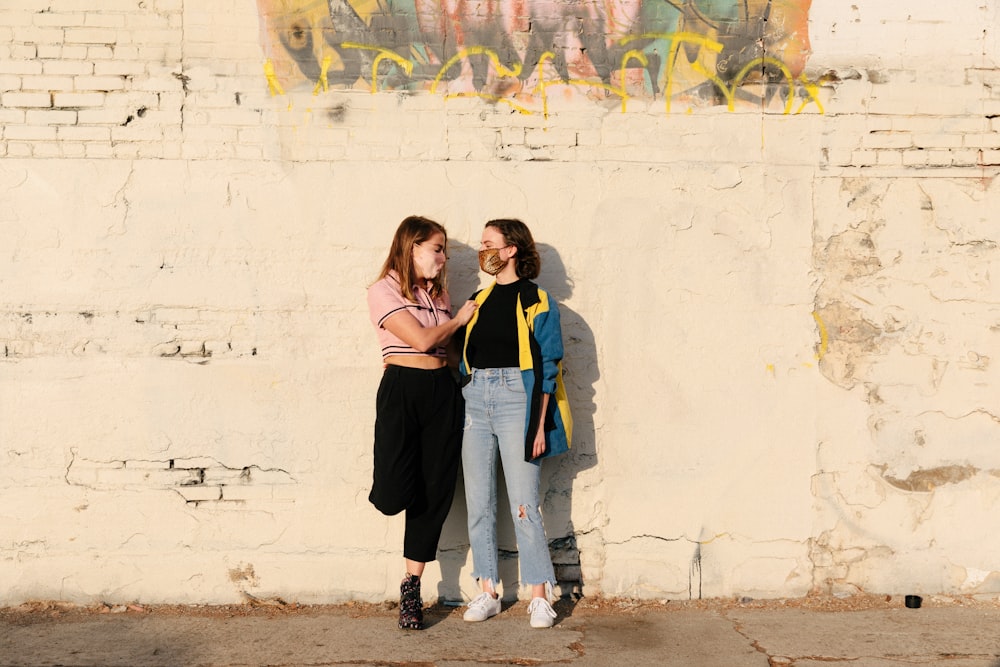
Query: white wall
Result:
<box><xmin>1</xmin><ymin>0</ymin><xmax>999</xmax><ymax>604</ymax></box>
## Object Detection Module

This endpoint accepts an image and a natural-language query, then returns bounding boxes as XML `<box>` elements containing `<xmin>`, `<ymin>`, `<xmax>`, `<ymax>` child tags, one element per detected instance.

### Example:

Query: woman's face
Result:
<box><xmin>479</xmin><ymin>226</ymin><xmax>514</xmax><ymax>275</ymax></box>
<box><xmin>412</xmin><ymin>231</ymin><xmax>447</xmax><ymax>281</ymax></box>
<box><xmin>480</xmin><ymin>226</ymin><xmax>508</xmax><ymax>252</ymax></box>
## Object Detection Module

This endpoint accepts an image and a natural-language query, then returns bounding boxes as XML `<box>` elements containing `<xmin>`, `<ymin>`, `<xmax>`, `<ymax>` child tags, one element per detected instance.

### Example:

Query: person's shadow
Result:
<box><xmin>433</xmin><ymin>241</ymin><xmax>599</xmax><ymax>622</ymax></box>
<box><xmin>435</xmin><ymin>239</ymin><xmax>480</xmax><ymax>609</ymax></box>
<box><xmin>536</xmin><ymin>243</ymin><xmax>598</xmax><ymax>618</ymax></box>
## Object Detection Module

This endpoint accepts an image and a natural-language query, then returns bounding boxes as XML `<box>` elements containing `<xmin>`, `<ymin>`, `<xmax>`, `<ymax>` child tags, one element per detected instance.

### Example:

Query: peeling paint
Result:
<box><xmin>879</xmin><ymin>464</ymin><xmax>979</xmax><ymax>492</ymax></box>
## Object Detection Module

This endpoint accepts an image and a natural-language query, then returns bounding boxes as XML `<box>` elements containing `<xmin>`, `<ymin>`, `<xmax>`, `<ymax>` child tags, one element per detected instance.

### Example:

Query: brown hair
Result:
<box><xmin>485</xmin><ymin>218</ymin><xmax>540</xmax><ymax>279</ymax></box>
<box><xmin>377</xmin><ymin>215</ymin><xmax>449</xmax><ymax>301</ymax></box>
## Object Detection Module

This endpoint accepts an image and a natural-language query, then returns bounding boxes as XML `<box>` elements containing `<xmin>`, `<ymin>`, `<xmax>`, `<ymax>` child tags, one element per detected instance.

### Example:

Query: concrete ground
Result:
<box><xmin>2</xmin><ymin>595</ymin><xmax>1000</xmax><ymax>667</ymax></box>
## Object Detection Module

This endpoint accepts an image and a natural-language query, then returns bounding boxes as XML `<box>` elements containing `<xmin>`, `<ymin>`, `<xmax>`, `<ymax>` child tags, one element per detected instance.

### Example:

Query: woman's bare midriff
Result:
<box><xmin>384</xmin><ymin>355</ymin><xmax>448</xmax><ymax>370</ymax></box>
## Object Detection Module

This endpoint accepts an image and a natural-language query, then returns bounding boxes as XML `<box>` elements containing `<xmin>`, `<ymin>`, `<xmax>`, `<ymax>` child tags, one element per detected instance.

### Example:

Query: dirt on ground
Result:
<box><xmin>3</xmin><ymin>592</ymin><xmax>999</xmax><ymax>625</ymax></box>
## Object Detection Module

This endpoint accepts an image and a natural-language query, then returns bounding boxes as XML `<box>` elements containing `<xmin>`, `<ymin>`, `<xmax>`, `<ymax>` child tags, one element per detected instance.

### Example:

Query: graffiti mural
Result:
<box><xmin>256</xmin><ymin>0</ymin><xmax>818</xmax><ymax>113</ymax></box>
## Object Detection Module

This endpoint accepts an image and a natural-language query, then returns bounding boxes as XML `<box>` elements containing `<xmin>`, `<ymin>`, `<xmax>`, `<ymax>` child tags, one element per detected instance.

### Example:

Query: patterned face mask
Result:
<box><xmin>478</xmin><ymin>247</ymin><xmax>507</xmax><ymax>275</ymax></box>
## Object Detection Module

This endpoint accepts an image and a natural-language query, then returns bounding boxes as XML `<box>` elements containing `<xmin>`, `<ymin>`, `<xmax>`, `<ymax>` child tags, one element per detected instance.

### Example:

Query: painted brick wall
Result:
<box><xmin>1</xmin><ymin>0</ymin><xmax>999</xmax><ymax>604</ymax></box>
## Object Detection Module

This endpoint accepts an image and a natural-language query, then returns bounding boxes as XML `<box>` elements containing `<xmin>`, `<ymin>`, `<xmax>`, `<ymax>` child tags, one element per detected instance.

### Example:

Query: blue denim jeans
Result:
<box><xmin>462</xmin><ymin>367</ymin><xmax>556</xmax><ymax>590</ymax></box>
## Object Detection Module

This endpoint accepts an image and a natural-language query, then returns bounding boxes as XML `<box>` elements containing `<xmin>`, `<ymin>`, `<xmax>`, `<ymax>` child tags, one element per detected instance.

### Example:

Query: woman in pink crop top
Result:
<box><xmin>366</xmin><ymin>215</ymin><xmax>477</xmax><ymax>630</ymax></box>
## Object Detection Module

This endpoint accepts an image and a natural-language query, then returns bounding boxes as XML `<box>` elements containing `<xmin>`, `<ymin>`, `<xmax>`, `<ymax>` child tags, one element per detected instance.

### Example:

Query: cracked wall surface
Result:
<box><xmin>1</xmin><ymin>0</ymin><xmax>999</xmax><ymax>605</ymax></box>
<box><xmin>810</xmin><ymin>175</ymin><xmax>1000</xmax><ymax>597</ymax></box>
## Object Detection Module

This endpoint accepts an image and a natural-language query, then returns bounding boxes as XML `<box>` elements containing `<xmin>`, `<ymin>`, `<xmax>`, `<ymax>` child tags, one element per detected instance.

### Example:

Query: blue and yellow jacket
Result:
<box><xmin>460</xmin><ymin>280</ymin><xmax>573</xmax><ymax>462</ymax></box>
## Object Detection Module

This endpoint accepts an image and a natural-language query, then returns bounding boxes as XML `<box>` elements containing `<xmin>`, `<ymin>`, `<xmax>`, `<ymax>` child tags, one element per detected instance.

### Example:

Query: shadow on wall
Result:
<box><xmin>437</xmin><ymin>238</ymin><xmax>477</xmax><ymax>603</ymax></box>
<box><xmin>436</xmin><ymin>241</ymin><xmax>599</xmax><ymax>603</ymax></box>
<box><xmin>537</xmin><ymin>243</ymin><xmax>599</xmax><ymax>599</ymax></box>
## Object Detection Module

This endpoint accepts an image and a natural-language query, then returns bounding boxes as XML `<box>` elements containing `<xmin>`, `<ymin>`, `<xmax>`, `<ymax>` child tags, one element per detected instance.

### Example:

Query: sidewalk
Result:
<box><xmin>2</xmin><ymin>595</ymin><xmax>999</xmax><ymax>667</ymax></box>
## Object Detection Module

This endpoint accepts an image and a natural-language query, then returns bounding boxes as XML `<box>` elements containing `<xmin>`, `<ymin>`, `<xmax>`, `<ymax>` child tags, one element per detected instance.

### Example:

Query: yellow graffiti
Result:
<box><xmin>263</xmin><ymin>59</ymin><xmax>285</xmax><ymax>96</ymax></box>
<box><xmin>812</xmin><ymin>310</ymin><xmax>829</xmax><ymax>360</ymax></box>
<box><xmin>427</xmin><ymin>47</ymin><xmax>533</xmax><ymax>113</ymax></box>
<box><xmin>621</xmin><ymin>32</ymin><xmax>724</xmax><ymax>114</ymax></box>
<box><xmin>691</xmin><ymin>56</ymin><xmax>794</xmax><ymax>113</ymax></box>
<box><xmin>531</xmin><ymin>52</ymin><xmax>630</xmax><ymax>119</ymax></box>
<box><xmin>430</xmin><ymin>46</ymin><xmax>523</xmax><ymax>94</ymax></box>
<box><xmin>532</xmin><ymin>52</ymin><xmax>557</xmax><ymax>119</ymax></box>
<box><xmin>795</xmin><ymin>74</ymin><xmax>825</xmax><ymax>114</ymax></box>
<box><xmin>263</xmin><ymin>33</ymin><xmax>826</xmax><ymax>116</ymax></box>
<box><xmin>618</xmin><ymin>50</ymin><xmax>648</xmax><ymax>113</ymax></box>
<box><xmin>313</xmin><ymin>55</ymin><xmax>332</xmax><ymax>95</ymax></box>
<box><xmin>341</xmin><ymin>43</ymin><xmax>415</xmax><ymax>94</ymax></box>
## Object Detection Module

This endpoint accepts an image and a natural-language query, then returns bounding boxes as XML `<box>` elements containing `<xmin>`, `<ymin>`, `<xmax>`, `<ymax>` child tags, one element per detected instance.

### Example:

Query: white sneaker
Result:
<box><xmin>527</xmin><ymin>597</ymin><xmax>556</xmax><ymax>628</ymax></box>
<box><xmin>463</xmin><ymin>592</ymin><xmax>501</xmax><ymax>622</ymax></box>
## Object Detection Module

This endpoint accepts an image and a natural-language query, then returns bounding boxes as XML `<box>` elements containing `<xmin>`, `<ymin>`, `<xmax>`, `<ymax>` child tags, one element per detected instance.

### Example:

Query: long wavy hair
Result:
<box><xmin>377</xmin><ymin>215</ymin><xmax>449</xmax><ymax>301</ymax></box>
<box><xmin>485</xmin><ymin>218</ymin><xmax>540</xmax><ymax>280</ymax></box>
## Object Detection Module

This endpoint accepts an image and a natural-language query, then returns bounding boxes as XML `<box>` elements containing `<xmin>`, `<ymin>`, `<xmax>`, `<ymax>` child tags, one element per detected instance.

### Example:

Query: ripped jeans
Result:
<box><xmin>462</xmin><ymin>367</ymin><xmax>556</xmax><ymax>591</ymax></box>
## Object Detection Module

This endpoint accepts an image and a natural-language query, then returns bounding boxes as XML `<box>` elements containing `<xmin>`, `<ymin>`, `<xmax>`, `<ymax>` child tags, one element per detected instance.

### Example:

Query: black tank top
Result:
<box><xmin>466</xmin><ymin>280</ymin><xmax>524</xmax><ymax>368</ymax></box>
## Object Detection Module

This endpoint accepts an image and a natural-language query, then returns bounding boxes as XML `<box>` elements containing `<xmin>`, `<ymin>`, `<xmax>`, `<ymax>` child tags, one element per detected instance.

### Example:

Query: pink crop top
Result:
<box><xmin>367</xmin><ymin>272</ymin><xmax>452</xmax><ymax>360</ymax></box>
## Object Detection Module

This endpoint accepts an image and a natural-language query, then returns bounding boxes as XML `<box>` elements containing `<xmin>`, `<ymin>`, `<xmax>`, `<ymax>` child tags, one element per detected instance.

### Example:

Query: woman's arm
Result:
<box><xmin>531</xmin><ymin>393</ymin><xmax>550</xmax><ymax>459</ymax></box>
<box><xmin>532</xmin><ymin>301</ymin><xmax>564</xmax><ymax>394</ymax></box>
<box><xmin>383</xmin><ymin>300</ymin><xmax>477</xmax><ymax>353</ymax></box>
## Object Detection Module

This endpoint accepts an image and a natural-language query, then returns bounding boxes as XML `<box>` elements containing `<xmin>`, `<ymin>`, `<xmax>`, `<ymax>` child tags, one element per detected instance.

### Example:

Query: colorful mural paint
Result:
<box><xmin>256</xmin><ymin>0</ymin><xmax>818</xmax><ymax>113</ymax></box>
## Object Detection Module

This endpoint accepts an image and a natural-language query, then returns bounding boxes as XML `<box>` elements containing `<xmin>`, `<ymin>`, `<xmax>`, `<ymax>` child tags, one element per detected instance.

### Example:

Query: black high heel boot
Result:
<box><xmin>398</xmin><ymin>574</ymin><xmax>424</xmax><ymax>630</ymax></box>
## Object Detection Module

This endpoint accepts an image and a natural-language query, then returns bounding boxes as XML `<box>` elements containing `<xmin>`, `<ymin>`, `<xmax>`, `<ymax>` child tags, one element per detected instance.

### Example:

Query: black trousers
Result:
<box><xmin>369</xmin><ymin>365</ymin><xmax>463</xmax><ymax>563</ymax></box>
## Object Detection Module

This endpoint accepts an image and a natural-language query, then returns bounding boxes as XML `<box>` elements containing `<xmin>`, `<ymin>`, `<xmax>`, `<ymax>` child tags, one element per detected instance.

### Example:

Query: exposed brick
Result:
<box><xmin>861</xmin><ymin>131</ymin><xmax>912</xmax><ymax>149</ymax></box>
<box><xmin>876</xmin><ymin>150</ymin><xmax>904</xmax><ymax>166</ymax></box>
<box><xmin>950</xmin><ymin>150</ymin><xmax>981</xmax><ymax>166</ymax></box>
<box><xmin>57</xmin><ymin>125</ymin><xmax>110</xmax><ymax>141</ymax></box>
<box><xmin>86</xmin><ymin>45</ymin><xmax>114</xmax><ymax>59</ymax></box>
<box><xmin>33</xmin><ymin>12</ymin><xmax>85</xmax><ymax>27</ymax></box>
<box><xmin>0</xmin><ymin>109</ymin><xmax>26</xmax><ymax>124</ymax></box>
<box><xmin>5</xmin><ymin>142</ymin><xmax>33</xmax><ymax>157</ymax></box>
<box><xmin>84</xmin><ymin>13</ymin><xmax>127</xmax><ymax>29</ymax></box>
<box><xmin>74</xmin><ymin>75</ymin><xmax>127</xmax><ymax>91</ymax></box>
<box><xmin>967</xmin><ymin>133</ymin><xmax>1000</xmax><ymax>149</ymax></box>
<box><xmin>110</xmin><ymin>124</ymin><xmax>164</xmax><ymax>142</ymax></box>
<box><xmin>0</xmin><ymin>75</ymin><xmax>21</xmax><ymax>91</ymax></box>
<box><xmin>57</xmin><ymin>141</ymin><xmax>86</xmax><ymax>157</ymax></box>
<box><xmin>912</xmin><ymin>134</ymin><xmax>964</xmax><ymax>149</ymax></box>
<box><xmin>13</xmin><ymin>26</ymin><xmax>67</xmax><ymax>43</ymax></box>
<box><xmin>84</xmin><ymin>142</ymin><xmax>114</xmax><ymax>158</ymax></box>
<box><xmin>94</xmin><ymin>61</ymin><xmax>148</xmax><ymax>77</ymax></box>
<box><xmin>925</xmin><ymin>150</ymin><xmax>955</xmax><ymax>166</ymax></box>
<box><xmin>0</xmin><ymin>61</ymin><xmax>43</xmax><ymax>75</ymax></box>
<box><xmin>111</xmin><ymin>142</ymin><xmax>140</xmax><ymax>158</ymax></box>
<box><xmin>220</xmin><ymin>486</ymin><xmax>273</xmax><ymax>501</ymax></box>
<box><xmin>0</xmin><ymin>11</ymin><xmax>32</xmax><ymax>28</ymax></box>
<box><xmin>77</xmin><ymin>108</ymin><xmax>129</xmax><ymax>124</ymax></box>
<box><xmin>902</xmin><ymin>149</ymin><xmax>930</xmax><ymax>167</ymax></box>
<box><xmin>64</xmin><ymin>27</ymin><xmax>118</xmax><ymax>44</ymax></box>
<box><xmin>53</xmin><ymin>91</ymin><xmax>105</xmax><ymax>107</ymax></box>
<box><xmin>2</xmin><ymin>92</ymin><xmax>51</xmax><ymax>107</ymax></box>
<box><xmin>851</xmin><ymin>149</ymin><xmax>878</xmax><ymax>166</ymax></box>
<box><xmin>208</xmin><ymin>109</ymin><xmax>263</xmax><ymax>126</ymax></box>
<box><xmin>43</xmin><ymin>60</ymin><xmax>94</xmax><ymax>76</ymax></box>
<box><xmin>25</xmin><ymin>109</ymin><xmax>77</xmax><ymax>125</ymax></box>
<box><xmin>125</xmin><ymin>13</ymin><xmax>174</xmax><ymax>30</ymax></box>
<box><xmin>175</xmin><ymin>486</ymin><xmax>223</xmax><ymax>503</ymax></box>
<box><xmin>111</xmin><ymin>45</ymin><xmax>140</xmax><ymax>60</ymax></box>
<box><xmin>120</xmin><ymin>28</ymin><xmax>178</xmax><ymax>46</ymax></box>
<box><xmin>10</xmin><ymin>44</ymin><xmax>37</xmax><ymax>59</ymax></box>
<box><xmin>21</xmin><ymin>75</ymin><xmax>76</xmax><ymax>92</ymax></box>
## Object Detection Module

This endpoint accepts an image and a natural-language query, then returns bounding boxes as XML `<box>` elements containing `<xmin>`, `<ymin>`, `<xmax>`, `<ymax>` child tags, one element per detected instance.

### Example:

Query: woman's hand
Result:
<box><xmin>531</xmin><ymin>430</ymin><xmax>547</xmax><ymax>459</ymax></box>
<box><xmin>531</xmin><ymin>393</ymin><xmax>550</xmax><ymax>459</ymax></box>
<box><xmin>453</xmin><ymin>300</ymin><xmax>478</xmax><ymax>326</ymax></box>
<box><xmin>383</xmin><ymin>299</ymin><xmax>476</xmax><ymax>353</ymax></box>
